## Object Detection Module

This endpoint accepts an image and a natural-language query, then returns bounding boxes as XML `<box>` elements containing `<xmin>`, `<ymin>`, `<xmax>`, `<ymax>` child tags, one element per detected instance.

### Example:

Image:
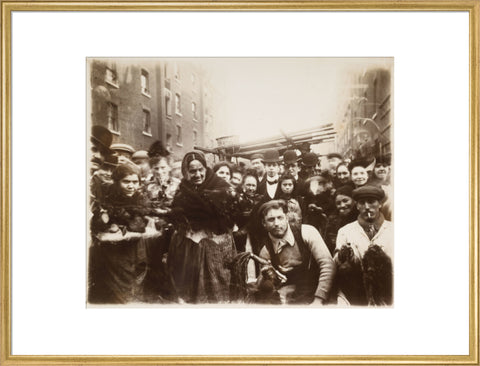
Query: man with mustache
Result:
<box><xmin>335</xmin><ymin>185</ymin><xmax>393</xmax><ymax>261</ymax></box>
<box><xmin>258</xmin><ymin>200</ymin><xmax>335</xmax><ymax>305</ymax></box>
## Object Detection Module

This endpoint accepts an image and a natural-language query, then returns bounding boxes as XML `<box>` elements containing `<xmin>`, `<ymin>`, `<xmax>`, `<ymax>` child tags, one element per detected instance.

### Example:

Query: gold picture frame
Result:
<box><xmin>1</xmin><ymin>1</ymin><xmax>478</xmax><ymax>365</ymax></box>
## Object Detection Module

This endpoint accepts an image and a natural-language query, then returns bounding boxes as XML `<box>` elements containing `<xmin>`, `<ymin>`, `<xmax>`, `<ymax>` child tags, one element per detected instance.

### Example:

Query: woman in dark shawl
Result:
<box><xmin>167</xmin><ymin>151</ymin><xmax>237</xmax><ymax>303</ymax></box>
<box><xmin>89</xmin><ymin>163</ymin><xmax>152</xmax><ymax>304</ymax></box>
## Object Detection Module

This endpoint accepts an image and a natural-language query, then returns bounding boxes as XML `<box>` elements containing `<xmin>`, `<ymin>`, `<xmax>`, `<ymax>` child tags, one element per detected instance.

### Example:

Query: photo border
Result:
<box><xmin>1</xmin><ymin>1</ymin><xmax>478</xmax><ymax>365</ymax></box>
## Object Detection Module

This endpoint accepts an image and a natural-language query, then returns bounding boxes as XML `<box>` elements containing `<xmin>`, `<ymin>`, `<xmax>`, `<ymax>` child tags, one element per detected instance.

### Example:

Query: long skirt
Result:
<box><xmin>168</xmin><ymin>230</ymin><xmax>236</xmax><ymax>304</ymax></box>
<box><xmin>88</xmin><ymin>237</ymin><xmax>148</xmax><ymax>304</ymax></box>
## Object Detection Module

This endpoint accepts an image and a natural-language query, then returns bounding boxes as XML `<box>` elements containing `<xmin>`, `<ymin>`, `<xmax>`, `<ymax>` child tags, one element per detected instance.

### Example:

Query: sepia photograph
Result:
<box><xmin>87</xmin><ymin>57</ymin><xmax>393</xmax><ymax>306</ymax></box>
<box><xmin>2</xmin><ymin>3</ymin><xmax>475</xmax><ymax>363</ymax></box>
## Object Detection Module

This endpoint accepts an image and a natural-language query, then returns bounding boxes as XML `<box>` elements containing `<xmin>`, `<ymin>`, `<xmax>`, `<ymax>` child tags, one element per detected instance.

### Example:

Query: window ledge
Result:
<box><xmin>109</xmin><ymin>129</ymin><xmax>120</xmax><ymax>136</ymax></box>
<box><xmin>142</xmin><ymin>131</ymin><xmax>152</xmax><ymax>137</ymax></box>
<box><xmin>166</xmin><ymin>114</ymin><xmax>172</xmax><ymax>120</ymax></box>
<box><xmin>176</xmin><ymin>142</ymin><xmax>183</xmax><ymax>147</ymax></box>
<box><xmin>175</xmin><ymin>112</ymin><xmax>183</xmax><ymax>117</ymax></box>
<box><xmin>141</xmin><ymin>91</ymin><xmax>152</xmax><ymax>98</ymax></box>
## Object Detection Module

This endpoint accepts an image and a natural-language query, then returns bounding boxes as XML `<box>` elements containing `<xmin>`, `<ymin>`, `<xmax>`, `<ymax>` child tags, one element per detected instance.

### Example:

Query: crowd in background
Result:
<box><xmin>89</xmin><ymin>125</ymin><xmax>393</xmax><ymax>306</ymax></box>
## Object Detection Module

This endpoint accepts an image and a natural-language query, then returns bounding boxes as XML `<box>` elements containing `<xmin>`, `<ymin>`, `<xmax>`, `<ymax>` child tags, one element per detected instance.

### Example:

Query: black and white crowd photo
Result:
<box><xmin>87</xmin><ymin>57</ymin><xmax>393</xmax><ymax>306</ymax></box>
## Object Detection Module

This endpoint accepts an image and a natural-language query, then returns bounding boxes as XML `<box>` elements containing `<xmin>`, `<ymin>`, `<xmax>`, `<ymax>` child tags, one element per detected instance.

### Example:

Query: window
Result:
<box><xmin>105</xmin><ymin>67</ymin><xmax>118</xmax><ymax>86</ymax></box>
<box><xmin>166</xmin><ymin>133</ymin><xmax>172</xmax><ymax>152</ymax></box>
<box><xmin>175</xmin><ymin>93</ymin><xmax>181</xmax><ymax>115</ymax></box>
<box><xmin>107</xmin><ymin>102</ymin><xmax>119</xmax><ymax>132</ymax></box>
<box><xmin>165</xmin><ymin>88</ymin><xmax>172</xmax><ymax>117</ymax></box>
<box><xmin>141</xmin><ymin>69</ymin><xmax>150</xmax><ymax>95</ymax></box>
<box><xmin>192</xmin><ymin>102</ymin><xmax>197</xmax><ymax>120</ymax></box>
<box><xmin>142</xmin><ymin>109</ymin><xmax>151</xmax><ymax>135</ymax></box>
<box><xmin>193</xmin><ymin>130</ymin><xmax>198</xmax><ymax>146</ymax></box>
<box><xmin>176</xmin><ymin>125</ymin><xmax>182</xmax><ymax>145</ymax></box>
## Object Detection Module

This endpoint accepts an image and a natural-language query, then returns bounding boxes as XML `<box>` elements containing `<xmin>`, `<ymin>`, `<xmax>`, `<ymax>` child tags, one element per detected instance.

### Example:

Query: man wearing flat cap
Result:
<box><xmin>334</xmin><ymin>185</ymin><xmax>393</xmax><ymax>305</ymax></box>
<box><xmin>250</xmin><ymin>153</ymin><xmax>266</xmax><ymax>184</ymax></box>
<box><xmin>258</xmin><ymin>149</ymin><xmax>281</xmax><ymax>199</ymax></box>
<box><xmin>335</xmin><ymin>184</ymin><xmax>393</xmax><ymax>260</ymax></box>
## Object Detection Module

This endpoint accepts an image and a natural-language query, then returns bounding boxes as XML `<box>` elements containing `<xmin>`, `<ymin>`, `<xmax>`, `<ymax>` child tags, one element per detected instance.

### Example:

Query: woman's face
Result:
<box><xmin>231</xmin><ymin>172</ymin><xmax>243</xmax><ymax>187</ymax></box>
<box><xmin>152</xmin><ymin>158</ymin><xmax>171</xmax><ymax>180</ymax></box>
<box><xmin>351</xmin><ymin>166</ymin><xmax>368</xmax><ymax>187</ymax></box>
<box><xmin>216</xmin><ymin>166</ymin><xmax>231</xmax><ymax>182</ymax></box>
<box><xmin>187</xmin><ymin>160</ymin><xmax>206</xmax><ymax>186</ymax></box>
<box><xmin>374</xmin><ymin>163</ymin><xmax>390</xmax><ymax>181</ymax></box>
<box><xmin>280</xmin><ymin>179</ymin><xmax>294</xmax><ymax>195</ymax></box>
<box><xmin>335</xmin><ymin>194</ymin><xmax>354</xmax><ymax>217</ymax></box>
<box><xmin>119</xmin><ymin>174</ymin><xmax>140</xmax><ymax>197</ymax></box>
<box><xmin>243</xmin><ymin>176</ymin><xmax>257</xmax><ymax>196</ymax></box>
<box><xmin>336</xmin><ymin>165</ymin><xmax>350</xmax><ymax>184</ymax></box>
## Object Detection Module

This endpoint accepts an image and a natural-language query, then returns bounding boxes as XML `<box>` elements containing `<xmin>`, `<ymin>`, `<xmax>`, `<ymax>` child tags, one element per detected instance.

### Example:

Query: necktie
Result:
<box><xmin>367</xmin><ymin>224</ymin><xmax>377</xmax><ymax>240</ymax></box>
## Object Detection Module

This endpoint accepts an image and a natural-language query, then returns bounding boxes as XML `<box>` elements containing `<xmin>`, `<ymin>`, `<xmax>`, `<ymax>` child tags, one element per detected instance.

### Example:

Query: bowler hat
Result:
<box><xmin>262</xmin><ymin>149</ymin><xmax>280</xmax><ymax>163</ymax></box>
<box><xmin>375</xmin><ymin>155</ymin><xmax>391</xmax><ymax>166</ymax></box>
<box><xmin>352</xmin><ymin>185</ymin><xmax>385</xmax><ymax>201</ymax></box>
<box><xmin>91</xmin><ymin>125</ymin><xmax>113</xmax><ymax>153</ymax></box>
<box><xmin>283</xmin><ymin>150</ymin><xmax>299</xmax><ymax>165</ymax></box>
<box><xmin>302</xmin><ymin>152</ymin><xmax>318</xmax><ymax>167</ymax></box>
<box><xmin>101</xmin><ymin>154</ymin><xmax>118</xmax><ymax>168</ymax></box>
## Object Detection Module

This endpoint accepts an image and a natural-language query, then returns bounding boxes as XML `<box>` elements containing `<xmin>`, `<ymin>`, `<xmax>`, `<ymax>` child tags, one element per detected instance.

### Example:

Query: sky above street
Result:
<box><xmin>201</xmin><ymin>57</ymin><xmax>392</xmax><ymax>143</ymax></box>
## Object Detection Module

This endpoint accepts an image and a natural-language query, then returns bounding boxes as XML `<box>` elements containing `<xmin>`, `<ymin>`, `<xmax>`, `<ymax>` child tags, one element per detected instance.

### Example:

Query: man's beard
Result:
<box><xmin>270</xmin><ymin>227</ymin><xmax>287</xmax><ymax>238</ymax></box>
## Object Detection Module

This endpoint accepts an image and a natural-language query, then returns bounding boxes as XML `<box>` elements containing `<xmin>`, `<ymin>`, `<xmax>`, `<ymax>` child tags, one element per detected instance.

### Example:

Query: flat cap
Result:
<box><xmin>132</xmin><ymin>150</ymin><xmax>149</xmax><ymax>160</ymax></box>
<box><xmin>250</xmin><ymin>153</ymin><xmax>264</xmax><ymax>161</ymax></box>
<box><xmin>327</xmin><ymin>153</ymin><xmax>343</xmax><ymax>160</ymax></box>
<box><xmin>352</xmin><ymin>185</ymin><xmax>385</xmax><ymax>201</ymax></box>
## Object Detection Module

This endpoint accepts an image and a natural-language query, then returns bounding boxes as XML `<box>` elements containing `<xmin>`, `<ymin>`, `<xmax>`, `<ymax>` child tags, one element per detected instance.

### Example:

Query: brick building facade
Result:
<box><xmin>89</xmin><ymin>58</ymin><xmax>220</xmax><ymax>162</ymax></box>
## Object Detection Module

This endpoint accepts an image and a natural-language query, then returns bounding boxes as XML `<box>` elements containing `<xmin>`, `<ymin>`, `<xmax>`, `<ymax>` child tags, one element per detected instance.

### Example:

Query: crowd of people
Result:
<box><xmin>88</xmin><ymin>125</ymin><xmax>393</xmax><ymax>306</ymax></box>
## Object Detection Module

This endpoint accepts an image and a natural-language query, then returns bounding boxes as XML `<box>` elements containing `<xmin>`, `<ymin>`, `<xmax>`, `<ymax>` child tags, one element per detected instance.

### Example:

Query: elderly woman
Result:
<box><xmin>89</xmin><ymin>163</ymin><xmax>152</xmax><ymax>304</ymax></box>
<box><xmin>168</xmin><ymin>151</ymin><xmax>237</xmax><ymax>303</ymax></box>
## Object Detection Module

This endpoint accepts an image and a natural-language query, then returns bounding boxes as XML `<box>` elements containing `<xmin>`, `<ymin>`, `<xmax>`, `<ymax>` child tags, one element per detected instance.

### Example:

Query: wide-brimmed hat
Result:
<box><xmin>301</xmin><ymin>152</ymin><xmax>319</xmax><ymax>167</ymax></box>
<box><xmin>91</xmin><ymin>125</ymin><xmax>113</xmax><ymax>153</ymax></box>
<box><xmin>352</xmin><ymin>185</ymin><xmax>385</xmax><ymax>201</ymax></box>
<box><xmin>262</xmin><ymin>149</ymin><xmax>280</xmax><ymax>164</ymax></box>
<box><xmin>283</xmin><ymin>150</ymin><xmax>299</xmax><ymax>165</ymax></box>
